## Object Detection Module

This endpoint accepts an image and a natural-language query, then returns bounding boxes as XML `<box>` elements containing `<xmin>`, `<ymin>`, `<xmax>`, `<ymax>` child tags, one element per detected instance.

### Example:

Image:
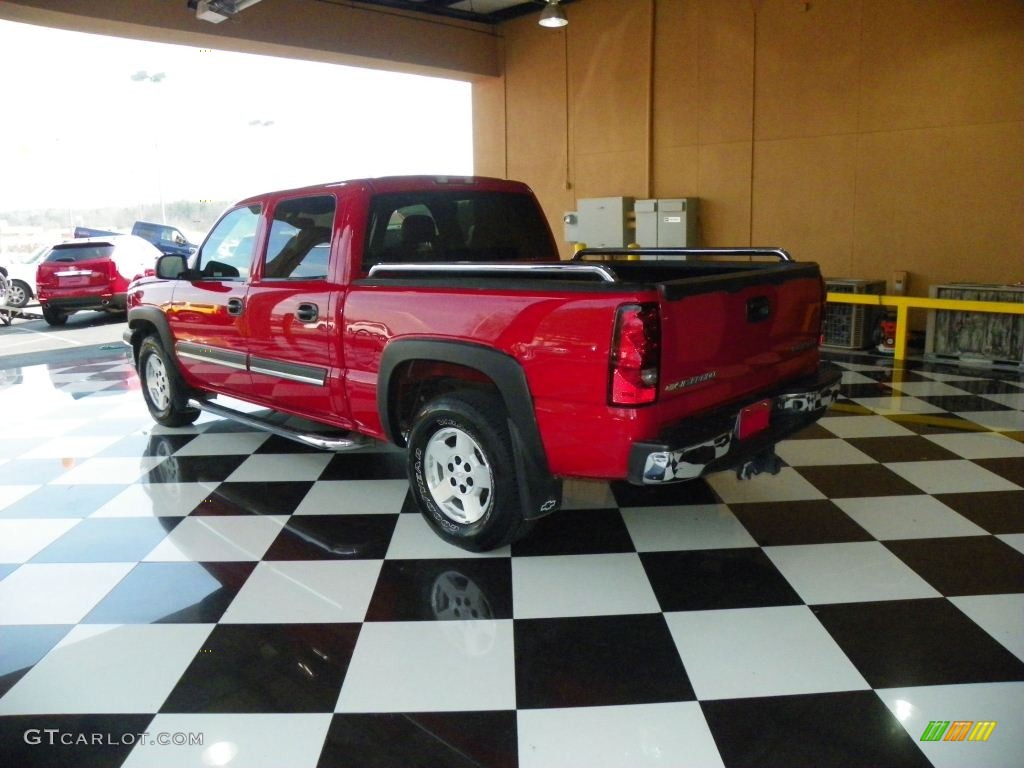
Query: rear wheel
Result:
<box><xmin>407</xmin><ymin>390</ymin><xmax>533</xmax><ymax>552</ymax></box>
<box><xmin>41</xmin><ymin>305</ymin><xmax>67</xmax><ymax>326</ymax></box>
<box><xmin>138</xmin><ymin>335</ymin><xmax>200</xmax><ymax>427</ymax></box>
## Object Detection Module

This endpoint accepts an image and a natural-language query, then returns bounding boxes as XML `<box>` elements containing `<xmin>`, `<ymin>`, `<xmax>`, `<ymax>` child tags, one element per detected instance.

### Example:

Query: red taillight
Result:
<box><xmin>108</xmin><ymin>260</ymin><xmax>119</xmax><ymax>280</ymax></box>
<box><xmin>610</xmin><ymin>303</ymin><xmax>660</xmax><ymax>406</ymax></box>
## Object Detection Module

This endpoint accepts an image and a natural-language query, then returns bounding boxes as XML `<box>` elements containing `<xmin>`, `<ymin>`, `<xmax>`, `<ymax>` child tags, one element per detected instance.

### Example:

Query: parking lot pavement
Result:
<box><xmin>0</xmin><ymin>309</ymin><xmax>130</xmax><ymax>369</ymax></box>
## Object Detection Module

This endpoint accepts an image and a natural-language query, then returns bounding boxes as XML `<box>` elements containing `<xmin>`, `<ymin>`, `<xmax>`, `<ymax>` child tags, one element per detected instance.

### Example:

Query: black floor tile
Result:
<box><xmin>30</xmin><ymin>518</ymin><xmax>180</xmax><ymax>563</ymax></box>
<box><xmin>641</xmin><ymin>548</ymin><xmax>803</xmax><ymax>611</ymax></box>
<box><xmin>83</xmin><ymin>562</ymin><xmax>255</xmax><ymax>624</ymax></box>
<box><xmin>728</xmin><ymin>500</ymin><xmax>874</xmax><ymax>546</ymax></box>
<box><xmin>782</xmin><ymin>423</ymin><xmax>837</xmax><ymax>440</ymax></box>
<box><xmin>193</xmin><ymin>481</ymin><xmax>314</xmax><ymax>516</ymax></box>
<box><xmin>0</xmin><ymin>484</ymin><xmax>126</xmax><ymax>519</ymax></box>
<box><xmin>918</xmin><ymin>394</ymin><xmax>1013</xmax><ymax>412</ymax></box>
<box><xmin>796</xmin><ymin>464</ymin><xmax>923</xmax><ymax>498</ymax></box>
<box><xmin>317</xmin><ymin>711</ymin><xmax>518</xmax><ymax>768</ymax></box>
<box><xmin>514</xmin><ymin>614</ymin><xmax>694</xmax><ymax>709</ymax></box>
<box><xmin>160</xmin><ymin>623</ymin><xmax>360</xmax><ymax>713</ymax></box>
<box><xmin>856</xmin><ymin>370</ymin><xmax>932</xmax><ymax>383</ymax></box>
<box><xmin>884</xmin><ymin>412</ymin><xmax>989</xmax><ymax>435</ymax></box>
<box><xmin>0</xmin><ymin>625</ymin><xmax>72</xmax><ymax>698</ymax></box>
<box><xmin>933</xmin><ymin>490</ymin><xmax>1024</xmax><ymax>534</ymax></box>
<box><xmin>145</xmin><ymin>454</ymin><xmax>248</xmax><ymax>483</ymax></box>
<box><xmin>319</xmin><ymin>452</ymin><xmax>408</xmax><ymax>480</ymax></box>
<box><xmin>840</xmin><ymin>382</ymin><xmax>895</xmax><ymax>399</ymax></box>
<box><xmin>254</xmin><ymin>435</ymin><xmax>324</xmax><ymax>454</ymax></box>
<box><xmin>263</xmin><ymin>514</ymin><xmax>397</xmax><ymax>560</ymax></box>
<box><xmin>884</xmin><ymin>536</ymin><xmax>1024</xmax><ymax>596</ymax></box>
<box><xmin>844</xmin><ymin>435</ymin><xmax>961</xmax><ymax>463</ymax></box>
<box><xmin>812</xmin><ymin>599</ymin><xmax>1024</xmax><ymax>688</ymax></box>
<box><xmin>610</xmin><ymin>478</ymin><xmax>719</xmax><ymax>507</ymax></box>
<box><xmin>701</xmin><ymin>691</ymin><xmax>932</xmax><ymax>768</ymax></box>
<box><xmin>511</xmin><ymin>508</ymin><xmax>635</xmax><ymax>556</ymax></box>
<box><xmin>365</xmin><ymin>558</ymin><xmax>512</xmax><ymax>622</ymax></box>
<box><xmin>974</xmin><ymin>457</ymin><xmax>1024</xmax><ymax>487</ymax></box>
<box><xmin>950</xmin><ymin>378</ymin><xmax>1024</xmax><ymax>395</ymax></box>
<box><xmin>0</xmin><ymin>714</ymin><xmax>156</xmax><ymax>768</ymax></box>
<box><xmin>98</xmin><ymin>433</ymin><xmax>196</xmax><ymax>458</ymax></box>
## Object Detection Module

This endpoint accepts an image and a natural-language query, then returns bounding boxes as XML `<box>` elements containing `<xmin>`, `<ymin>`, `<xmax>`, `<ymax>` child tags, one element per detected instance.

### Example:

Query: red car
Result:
<box><xmin>36</xmin><ymin>235</ymin><xmax>162</xmax><ymax>326</ymax></box>
<box><xmin>125</xmin><ymin>176</ymin><xmax>840</xmax><ymax>551</ymax></box>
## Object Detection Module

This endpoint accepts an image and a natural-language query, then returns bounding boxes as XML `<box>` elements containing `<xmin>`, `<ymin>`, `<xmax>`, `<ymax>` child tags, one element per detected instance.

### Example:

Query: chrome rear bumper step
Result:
<box><xmin>190</xmin><ymin>399</ymin><xmax>366</xmax><ymax>452</ymax></box>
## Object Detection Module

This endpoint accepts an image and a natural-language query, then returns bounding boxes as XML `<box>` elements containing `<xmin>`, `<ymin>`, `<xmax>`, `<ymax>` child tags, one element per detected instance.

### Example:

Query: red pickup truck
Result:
<box><xmin>124</xmin><ymin>176</ymin><xmax>840</xmax><ymax>551</ymax></box>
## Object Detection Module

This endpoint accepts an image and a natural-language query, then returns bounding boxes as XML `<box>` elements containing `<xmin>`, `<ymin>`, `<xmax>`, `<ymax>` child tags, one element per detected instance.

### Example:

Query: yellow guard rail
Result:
<box><xmin>825</xmin><ymin>292</ymin><xmax>1024</xmax><ymax>362</ymax></box>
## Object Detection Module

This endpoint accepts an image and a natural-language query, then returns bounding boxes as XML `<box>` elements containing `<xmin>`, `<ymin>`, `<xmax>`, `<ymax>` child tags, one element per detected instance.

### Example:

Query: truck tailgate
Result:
<box><xmin>655</xmin><ymin>263</ymin><xmax>824</xmax><ymax>420</ymax></box>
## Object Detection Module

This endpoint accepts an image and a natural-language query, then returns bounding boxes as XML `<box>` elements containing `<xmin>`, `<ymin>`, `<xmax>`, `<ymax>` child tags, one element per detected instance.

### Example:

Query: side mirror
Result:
<box><xmin>156</xmin><ymin>254</ymin><xmax>187</xmax><ymax>279</ymax></box>
<box><xmin>174</xmin><ymin>233</ymin><xmax>186</xmax><ymax>245</ymax></box>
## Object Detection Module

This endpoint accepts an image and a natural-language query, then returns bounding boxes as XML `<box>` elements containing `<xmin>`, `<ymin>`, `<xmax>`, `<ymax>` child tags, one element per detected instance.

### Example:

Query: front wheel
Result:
<box><xmin>41</xmin><ymin>304</ymin><xmax>68</xmax><ymax>326</ymax></box>
<box><xmin>407</xmin><ymin>390</ymin><xmax>533</xmax><ymax>552</ymax></box>
<box><xmin>138</xmin><ymin>335</ymin><xmax>200</xmax><ymax>427</ymax></box>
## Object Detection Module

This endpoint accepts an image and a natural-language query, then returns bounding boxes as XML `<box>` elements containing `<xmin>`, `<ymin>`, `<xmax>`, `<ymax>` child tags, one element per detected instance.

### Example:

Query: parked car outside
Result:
<box><xmin>36</xmin><ymin>235</ymin><xmax>162</xmax><ymax>326</ymax></box>
<box><xmin>0</xmin><ymin>245</ymin><xmax>49</xmax><ymax>307</ymax></box>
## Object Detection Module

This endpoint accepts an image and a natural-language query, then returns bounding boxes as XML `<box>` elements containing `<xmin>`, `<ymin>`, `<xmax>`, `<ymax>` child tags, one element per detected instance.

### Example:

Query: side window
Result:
<box><xmin>197</xmin><ymin>205</ymin><xmax>261</xmax><ymax>279</ymax></box>
<box><xmin>262</xmin><ymin>195</ymin><xmax>335</xmax><ymax>280</ymax></box>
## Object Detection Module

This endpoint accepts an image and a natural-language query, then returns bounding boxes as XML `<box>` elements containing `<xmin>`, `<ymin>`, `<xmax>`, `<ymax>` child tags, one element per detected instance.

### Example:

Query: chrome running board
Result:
<box><xmin>190</xmin><ymin>399</ymin><xmax>366</xmax><ymax>452</ymax></box>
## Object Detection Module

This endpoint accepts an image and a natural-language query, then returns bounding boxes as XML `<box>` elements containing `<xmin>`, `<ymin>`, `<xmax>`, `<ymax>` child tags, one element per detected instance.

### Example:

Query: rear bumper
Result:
<box><xmin>627</xmin><ymin>363</ymin><xmax>842</xmax><ymax>484</ymax></box>
<box><xmin>39</xmin><ymin>292</ymin><xmax>126</xmax><ymax>312</ymax></box>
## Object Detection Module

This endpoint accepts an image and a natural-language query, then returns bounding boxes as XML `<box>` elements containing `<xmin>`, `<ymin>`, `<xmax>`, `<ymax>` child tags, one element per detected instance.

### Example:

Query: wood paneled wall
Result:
<box><xmin>475</xmin><ymin>0</ymin><xmax>1024</xmax><ymax>294</ymax></box>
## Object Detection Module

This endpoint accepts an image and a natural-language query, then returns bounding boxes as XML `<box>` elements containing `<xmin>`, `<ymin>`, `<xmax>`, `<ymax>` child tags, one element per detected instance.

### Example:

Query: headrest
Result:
<box><xmin>401</xmin><ymin>215</ymin><xmax>436</xmax><ymax>244</ymax></box>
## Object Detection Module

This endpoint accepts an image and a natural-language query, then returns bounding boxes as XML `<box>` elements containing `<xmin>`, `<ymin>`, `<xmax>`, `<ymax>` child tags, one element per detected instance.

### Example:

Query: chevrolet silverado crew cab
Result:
<box><xmin>124</xmin><ymin>176</ymin><xmax>840</xmax><ymax>551</ymax></box>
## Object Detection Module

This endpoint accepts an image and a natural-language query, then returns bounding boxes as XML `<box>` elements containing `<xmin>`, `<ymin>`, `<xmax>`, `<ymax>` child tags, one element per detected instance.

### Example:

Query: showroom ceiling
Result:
<box><xmin>344</xmin><ymin>0</ymin><xmax>577</xmax><ymax>25</ymax></box>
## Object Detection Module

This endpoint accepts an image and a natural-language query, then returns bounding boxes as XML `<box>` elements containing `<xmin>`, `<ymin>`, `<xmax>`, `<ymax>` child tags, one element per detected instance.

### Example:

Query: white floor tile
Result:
<box><xmin>0</xmin><ymin>485</ymin><xmax>42</xmax><ymax>512</ymax></box>
<box><xmin>51</xmin><ymin>457</ymin><xmax>166</xmax><ymax>485</ymax></box>
<box><xmin>122</xmin><ymin>713</ymin><xmax>332</xmax><ymax>768</ymax></box>
<box><xmin>835</xmin><ymin>495</ymin><xmax>988</xmax><ymax>540</ymax></box>
<box><xmin>294</xmin><ymin>480</ymin><xmax>409</xmax><ymax>515</ymax></box>
<box><xmin>764</xmin><ymin>542</ymin><xmax>941</xmax><ymax>603</ymax></box>
<box><xmin>955</xmin><ymin>409</ymin><xmax>1024</xmax><ymax>432</ymax></box>
<box><xmin>840</xmin><ymin>370</ymin><xmax>879</xmax><ymax>384</ymax></box>
<box><xmin>0</xmin><ymin>624</ymin><xmax>212</xmax><ymax>714</ymax></box>
<box><xmin>225</xmin><ymin>453</ymin><xmax>334</xmax><ymax>482</ymax></box>
<box><xmin>0</xmin><ymin>518</ymin><xmax>81</xmax><ymax>562</ymax></box>
<box><xmin>561</xmin><ymin>479</ymin><xmax>618</xmax><ymax>510</ymax></box>
<box><xmin>775</xmin><ymin>438</ymin><xmax>876</xmax><ymax>467</ymax></box>
<box><xmin>818</xmin><ymin>415</ymin><xmax>916</xmax><ymax>439</ymax></box>
<box><xmin>923</xmin><ymin>432</ymin><xmax>1024</xmax><ymax>460</ymax></box>
<box><xmin>90</xmin><ymin>482</ymin><xmax>218</xmax><ymax>518</ymax></box>
<box><xmin>851</xmin><ymin>395</ymin><xmax>947</xmax><ymax>415</ymax></box>
<box><xmin>517</xmin><ymin>703</ymin><xmax>725</xmax><ymax>768</ymax></box>
<box><xmin>173</xmin><ymin>432</ymin><xmax>270</xmax><ymax>456</ymax></box>
<box><xmin>887</xmin><ymin>381</ymin><xmax>976</xmax><ymax>397</ymax></box>
<box><xmin>512</xmin><ymin>554</ymin><xmax>660</xmax><ymax>619</ymax></box>
<box><xmin>385</xmin><ymin>514</ymin><xmax>510</xmax><ymax>559</ymax></box>
<box><xmin>998</xmin><ymin>533</ymin><xmax>1024</xmax><ymax>556</ymax></box>
<box><xmin>886</xmin><ymin>460</ymin><xmax>1020</xmax><ymax>494</ymax></box>
<box><xmin>221</xmin><ymin>560</ymin><xmax>382</xmax><ymax>623</ymax></box>
<box><xmin>336</xmin><ymin>620</ymin><xmax>515</xmax><ymax>712</ymax></box>
<box><xmin>950</xmin><ymin>594</ymin><xmax>1024</xmax><ymax>662</ymax></box>
<box><xmin>978</xmin><ymin>390</ymin><xmax>1024</xmax><ymax>409</ymax></box>
<box><xmin>0</xmin><ymin>562</ymin><xmax>134</xmax><ymax>624</ymax></box>
<box><xmin>143</xmin><ymin>515</ymin><xmax>288</xmax><ymax>562</ymax></box>
<box><xmin>20</xmin><ymin>436</ymin><xmax>122</xmax><ymax>460</ymax></box>
<box><xmin>621</xmin><ymin>504</ymin><xmax>757</xmax><ymax>552</ymax></box>
<box><xmin>877</xmin><ymin>682</ymin><xmax>1024</xmax><ymax>768</ymax></box>
<box><xmin>705</xmin><ymin>467</ymin><xmax>825</xmax><ymax>504</ymax></box>
<box><xmin>665</xmin><ymin>606</ymin><xmax>869</xmax><ymax>700</ymax></box>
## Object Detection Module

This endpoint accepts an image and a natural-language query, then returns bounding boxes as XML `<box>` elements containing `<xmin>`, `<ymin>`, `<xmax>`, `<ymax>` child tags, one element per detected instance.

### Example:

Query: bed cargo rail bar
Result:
<box><xmin>573</xmin><ymin>247</ymin><xmax>793</xmax><ymax>262</ymax></box>
<box><xmin>367</xmin><ymin>262</ymin><xmax>619</xmax><ymax>283</ymax></box>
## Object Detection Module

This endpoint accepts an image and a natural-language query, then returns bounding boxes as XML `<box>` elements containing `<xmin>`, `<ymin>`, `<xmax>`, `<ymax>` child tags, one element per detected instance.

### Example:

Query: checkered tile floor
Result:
<box><xmin>0</xmin><ymin>351</ymin><xmax>1021</xmax><ymax>767</ymax></box>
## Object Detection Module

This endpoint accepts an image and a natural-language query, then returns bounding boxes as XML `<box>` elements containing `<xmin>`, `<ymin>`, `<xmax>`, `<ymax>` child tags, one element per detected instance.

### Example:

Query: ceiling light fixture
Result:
<box><xmin>538</xmin><ymin>0</ymin><xmax>568</xmax><ymax>28</ymax></box>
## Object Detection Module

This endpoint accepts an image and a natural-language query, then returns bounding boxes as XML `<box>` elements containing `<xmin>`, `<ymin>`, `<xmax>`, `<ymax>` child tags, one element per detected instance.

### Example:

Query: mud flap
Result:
<box><xmin>736</xmin><ymin>448</ymin><xmax>782</xmax><ymax>481</ymax></box>
<box><xmin>509</xmin><ymin>418</ymin><xmax>562</xmax><ymax>520</ymax></box>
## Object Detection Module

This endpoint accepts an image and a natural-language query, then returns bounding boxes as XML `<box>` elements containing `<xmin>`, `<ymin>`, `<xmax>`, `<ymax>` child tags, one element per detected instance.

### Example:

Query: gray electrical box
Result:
<box><xmin>657</xmin><ymin>198</ymin><xmax>698</xmax><ymax>247</ymax></box>
<box><xmin>576</xmin><ymin>196</ymin><xmax>634</xmax><ymax>247</ymax></box>
<box><xmin>635</xmin><ymin>199</ymin><xmax>658</xmax><ymax>248</ymax></box>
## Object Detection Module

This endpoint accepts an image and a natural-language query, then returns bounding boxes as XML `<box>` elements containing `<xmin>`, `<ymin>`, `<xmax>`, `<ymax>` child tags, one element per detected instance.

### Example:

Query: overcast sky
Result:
<box><xmin>0</xmin><ymin>19</ymin><xmax>473</xmax><ymax>212</ymax></box>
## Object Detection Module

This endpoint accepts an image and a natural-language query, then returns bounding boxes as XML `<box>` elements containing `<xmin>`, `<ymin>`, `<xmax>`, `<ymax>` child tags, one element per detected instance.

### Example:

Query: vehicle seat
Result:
<box><xmin>400</xmin><ymin>215</ymin><xmax>438</xmax><ymax>261</ymax></box>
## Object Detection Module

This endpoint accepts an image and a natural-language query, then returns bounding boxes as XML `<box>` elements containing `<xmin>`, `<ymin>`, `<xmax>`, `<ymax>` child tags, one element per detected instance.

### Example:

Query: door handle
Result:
<box><xmin>227</xmin><ymin>297</ymin><xmax>244</xmax><ymax>316</ymax></box>
<box><xmin>296</xmin><ymin>302</ymin><xmax>319</xmax><ymax>323</ymax></box>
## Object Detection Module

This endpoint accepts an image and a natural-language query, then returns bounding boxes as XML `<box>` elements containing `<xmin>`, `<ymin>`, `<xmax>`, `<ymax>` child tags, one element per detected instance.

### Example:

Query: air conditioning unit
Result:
<box><xmin>925</xmin><ymin>283</ymin><xmax>1024</xmax><ymax>368</ymax></box>
<box><xmin>822</xmin><ymin>279</ymin><xmax>887</xmax><ymax>349</ymax></box>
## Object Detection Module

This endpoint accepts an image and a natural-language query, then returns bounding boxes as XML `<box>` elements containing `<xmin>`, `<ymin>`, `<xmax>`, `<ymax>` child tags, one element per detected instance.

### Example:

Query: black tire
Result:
<box><xmin>407</xmin><ymin>389</ymin><xmax>534</xmax><ymax>552</ymax></box>
<box><xmin>41</xmin><ymin>304</ymin><xmax>68</xmax><ymax>326</ymax></box>
<box><xmin>138</xmin><ymin>335</ymin><xmax>200</xmax><ymax>427</ymax></box>
<box><xmin>6</xmin><ymin>280</ymin><xmax>31</xmax><ymax>308</ymax></box>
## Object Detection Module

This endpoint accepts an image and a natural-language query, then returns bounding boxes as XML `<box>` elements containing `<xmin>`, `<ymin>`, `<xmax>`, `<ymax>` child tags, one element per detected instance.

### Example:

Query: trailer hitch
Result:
<box><xmin>736</xmin><ymin>449</ymin><xmax>782</xmax><ymax>481</ymax></box>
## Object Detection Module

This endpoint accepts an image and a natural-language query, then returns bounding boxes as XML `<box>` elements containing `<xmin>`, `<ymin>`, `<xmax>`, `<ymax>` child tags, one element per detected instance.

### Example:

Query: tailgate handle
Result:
<box><xmin>747</xmin><ymin>296</ymin><xmax>771</xmax><ymax>322</ymax></box>
<box><xmin>227</xmin><ymin>297</ymin><xmax>244</xmax><ymax>316</ymax></box>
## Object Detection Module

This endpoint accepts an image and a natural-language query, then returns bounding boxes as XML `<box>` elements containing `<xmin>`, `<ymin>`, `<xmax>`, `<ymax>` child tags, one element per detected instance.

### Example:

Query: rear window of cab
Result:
<box><xmin>44</xmin><ymin>244</ymin><xmax>115</xmax><ymax>263</ymax></box>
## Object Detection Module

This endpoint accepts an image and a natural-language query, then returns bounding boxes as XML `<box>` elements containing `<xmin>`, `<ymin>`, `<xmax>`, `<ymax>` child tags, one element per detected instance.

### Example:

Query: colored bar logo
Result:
<box><xmin>920</xmin><ymin>721</ymin><xmax>997</xmax><ymax>742</ymax></box>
